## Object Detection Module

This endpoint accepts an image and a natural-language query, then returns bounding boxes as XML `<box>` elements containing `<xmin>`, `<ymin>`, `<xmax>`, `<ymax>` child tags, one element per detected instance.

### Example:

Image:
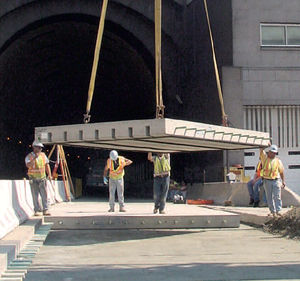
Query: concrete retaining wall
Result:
<box><xmin>187</xmin><ymin>182</ymin><xmax>300</xmax><ymax>207</ymax></box>
<box><xmin>0</xmin><ymin>180</ymin><xmax>67</xmax><ymax>239</ymax></box>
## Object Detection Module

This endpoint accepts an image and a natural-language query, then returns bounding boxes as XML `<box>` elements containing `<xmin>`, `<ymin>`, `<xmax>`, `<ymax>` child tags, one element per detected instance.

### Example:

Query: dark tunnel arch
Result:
<box><xmin>0</xmin><ymin>13</ymin><xmax>162</xmax><ymax>180</ymax></box>
<box><xmin>0</xmin><ymin>0</ymin><xmax>231</xmax><ymax>187</ymax></box>
<box><xmin>0</xmin><ymin>0</ymin><xmax>180</xmax><ymax>111</ymax></box>
<box><xmin>0</xmin><ymin>13</ymin><xmax>158</xmax><ymax>122</ymax></box>
<box><xmin>0</xmin><ymin>0</ymin><xmax>185</xmax><ymax>187</ymax></box>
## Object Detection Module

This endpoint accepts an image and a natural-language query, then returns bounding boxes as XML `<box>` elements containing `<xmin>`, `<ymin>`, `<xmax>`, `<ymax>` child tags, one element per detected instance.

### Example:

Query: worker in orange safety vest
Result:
<box><xmin>25</xmin><ymin>141</ymin><xmax>52</xmax><ymax>216</ymax></box>
<box><xmin>103</xmin><ymin>150</ymin><xmax>132</xmax><ymax>212</ymax></box>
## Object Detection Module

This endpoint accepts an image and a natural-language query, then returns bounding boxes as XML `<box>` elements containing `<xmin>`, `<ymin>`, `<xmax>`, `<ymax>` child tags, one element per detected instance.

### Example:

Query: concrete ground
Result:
<box><xmin>24</xmin><ymin>225</ymin><xmax>300</xmax><ymax>281</ymax></box>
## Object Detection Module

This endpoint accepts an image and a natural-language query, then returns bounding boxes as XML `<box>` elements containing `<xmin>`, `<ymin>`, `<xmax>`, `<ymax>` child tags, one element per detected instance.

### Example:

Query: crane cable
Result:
<box><xmin>83</xmin><ymin>0</ymin><xmax>109</xmax><ymax>123</ymax></box>
<box><xmin>155</xmin><ymin>0</ymin><xmax>165</xmax><ymax>119</ymax></box>
<box><xmin>203</xmin><ymin>0</ymin><xmax>228</xmax><ymax>127</ymax></box>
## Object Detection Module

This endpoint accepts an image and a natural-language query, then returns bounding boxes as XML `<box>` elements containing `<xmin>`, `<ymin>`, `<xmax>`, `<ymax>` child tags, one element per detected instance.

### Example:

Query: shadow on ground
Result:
<box><xmin>24</xmin><ymin>262</ymin><xmax>300</xmax><ymax>281</ymax></box>
<box><xmin>45</xmin><ymin>229</ymin><xmax>205</xmax><ymax>246</ymax></box>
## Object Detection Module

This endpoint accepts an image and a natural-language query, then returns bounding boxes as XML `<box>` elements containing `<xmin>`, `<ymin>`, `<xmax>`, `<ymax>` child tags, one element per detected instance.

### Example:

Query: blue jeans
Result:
<box><xmin>263</xmin><ymin>179</ymin><xmax>282</xmax><ymax>213</ymax></box>
<box><xmin>153</xmin><ymin>176</ymin><xmax>170</xmax><ymax>211</ymax></box>
<box><xmin>247</xmin><ymin>178</ymin><xmax>266</xmax><ymax>203</ymax></box>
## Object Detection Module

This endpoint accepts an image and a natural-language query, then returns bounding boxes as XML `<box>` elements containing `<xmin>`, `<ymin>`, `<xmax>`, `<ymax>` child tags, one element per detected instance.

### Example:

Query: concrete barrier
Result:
<box><xmin>0</xmin><ymin>180</ymin><xmax>67</xmax><ymax>239</ymax></box>
<box><xmin>187</xmin><ymin>182</ymin><xmax>300</xmax><ymax>207</ymax></box>
<box><xmin>0</xmin><ymin>181</ymin><xmax>19</xmax><ymax>239</ymax></box>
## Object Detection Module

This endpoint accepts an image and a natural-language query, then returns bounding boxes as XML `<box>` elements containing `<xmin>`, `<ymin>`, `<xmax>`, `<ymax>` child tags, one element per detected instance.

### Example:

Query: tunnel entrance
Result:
<box><xmin>0</xmin><ymin>14</ymin><xmax>156</xmax><ymax>196</ymax></box>
<box><xmin>0</xmin><ymin>3</ymin><xmax>230</xmax><ymax>198</ymax></box>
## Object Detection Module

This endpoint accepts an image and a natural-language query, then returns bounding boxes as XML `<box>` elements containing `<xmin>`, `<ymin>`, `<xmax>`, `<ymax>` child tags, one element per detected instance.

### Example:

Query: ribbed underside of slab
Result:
<box><xmin>35</xmin><ymin>118</ymin><xmax>270</xmax><ymax>152</ymax></box>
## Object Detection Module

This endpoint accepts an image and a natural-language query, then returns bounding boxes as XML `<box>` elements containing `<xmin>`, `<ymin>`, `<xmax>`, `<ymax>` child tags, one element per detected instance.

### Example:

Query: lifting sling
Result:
<box><xmin>203</xmin><ymin>0</ymin><xmax>228</xmax><ymax>126</ymax></box>
<box><xmin>83</xmin><ymin>0</ymin><xmax>228</xmax><ymax>125</ymax></box>
<box><xmin>83</xmin><ymin>0</ymin><xmax>109</xmax><ymax>124</ymax></box>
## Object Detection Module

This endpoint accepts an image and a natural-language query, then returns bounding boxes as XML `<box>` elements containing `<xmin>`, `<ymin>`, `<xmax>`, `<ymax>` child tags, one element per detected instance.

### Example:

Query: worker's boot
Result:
<box><xmin>153</xmin><ymin>208</ymin><xmax>158</xmax><ymax>214</ymax></box>
<box><xmin>43</xmin><ymin>210</ymin><xmax>51</xmax><ymax>216</ymax></box>
<box><xmin>253</xmin><ymin>201</ymin><xmax>260</xmax><ymax>208</ymax></box>
<box><xmin>249</xmin><ymin>198</ymin><xmax>254</xmax><ymax>205</ymax></box>
<box><xmin>159</xmin><ymin>210</ymin><xmax>166</xmax><ymax>214</ymax></box>
<box><xmin>108</xmin><ymin>208</ymin><xmax>115</xmax><ymax>212</ymax></box>
<box><xmin>119</xmin><ymin>207</ymin><xmax>126</xmax><ymax>212</ymax></box>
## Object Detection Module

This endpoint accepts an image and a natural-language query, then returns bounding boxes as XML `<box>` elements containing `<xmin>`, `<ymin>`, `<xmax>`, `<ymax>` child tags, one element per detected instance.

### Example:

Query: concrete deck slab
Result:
<box><xmin>44</xmin><ymin>200</ymin><xmax>240</xmax><ymax>229</ymax></box>
<box><xmin>24</xmin><ymin>225</ymin><xmax>300</xmax><ymax>281</ymax></box>
<box><xmin>203</xmin><ymin>205</ymin><xmax>291</xmax><ymax>226</ymax></box>
<box><xmin>35</xmin><ymin>118</ymin><xmax>270</xmax><ymax>152</ymax></box>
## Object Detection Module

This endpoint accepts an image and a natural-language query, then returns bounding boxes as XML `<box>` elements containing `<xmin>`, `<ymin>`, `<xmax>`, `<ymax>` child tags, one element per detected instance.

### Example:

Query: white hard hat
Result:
<box><xmin>32</xmin><ymin>141</ymin><xmax>44</xmax><ymax>148</ymax></box>
<box><xmin>269</xmin><ymin>144</ymin><xmax>278</xmax><ymax>154</ymax></box>
<box><xmin>110</xmin><ymin>150</ymin><xmax>118</xmax><ymax>161</ymax></box>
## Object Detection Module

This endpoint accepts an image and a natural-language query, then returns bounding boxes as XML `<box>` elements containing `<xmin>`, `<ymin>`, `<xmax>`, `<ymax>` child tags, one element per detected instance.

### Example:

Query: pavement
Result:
<box><xmin>23</xmin><ymin>225</ymin><xmax>300</xmax><ymax>281</ymax></box>
<box><xmin>20</xmin><ymin>199</ymin><xmax>300</xmax><ymax>281</ymax></box>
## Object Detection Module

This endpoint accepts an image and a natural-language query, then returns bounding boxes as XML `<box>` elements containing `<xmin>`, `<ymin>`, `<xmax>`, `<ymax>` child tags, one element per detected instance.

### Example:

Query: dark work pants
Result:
<box><xmin>153</xmin><ymin>176</ymin><xmax>170</xmax><ymax>211</ymax></box>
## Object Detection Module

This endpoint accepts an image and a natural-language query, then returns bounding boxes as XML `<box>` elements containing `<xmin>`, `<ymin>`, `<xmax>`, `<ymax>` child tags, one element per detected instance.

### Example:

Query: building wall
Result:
<box><xmin>223</xmin><ymin>0</ymin><xmax>300</xmax><ymax>193</ymax></box>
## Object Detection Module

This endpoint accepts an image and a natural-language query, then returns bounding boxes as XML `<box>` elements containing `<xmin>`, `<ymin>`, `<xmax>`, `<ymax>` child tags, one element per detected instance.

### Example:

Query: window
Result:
<box><xmin>244</xmin><ymin>152</ymin><xmax>255</xmax><ymax>157</ymax></box>
<box><xmin>244</xmin><ymin>166</ymin><xmax>255</xmax><ymax>171</ymax></box>
<box><xmin>287</xmin><ymin>26</ymin><xmax>300</xmax><ymax>45</ymax></box>
<box><xmin>261</xmin><ymin>24</ymin><xmax>300</xmax><ymax>47</ymax></box>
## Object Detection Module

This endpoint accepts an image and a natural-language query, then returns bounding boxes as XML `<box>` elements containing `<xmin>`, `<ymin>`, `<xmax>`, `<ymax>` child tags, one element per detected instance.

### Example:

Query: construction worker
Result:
<box><xmin>25</xmin><ymin>141</ymin><xmax>52</xmax><ymax>216</ymax></box>
<box><xmin>260</xmin><ymin>144</ymin><xmax>286</xmax><ymax>217</ymax></box>
<box><xmin>103</xmin><ymin>150</ymin><xmax>132</xmax><ymax>212</ymax></box>
<box><xmin>148</xmin><ymin>152</ymin><xmax>171</xmax><ymax>214</ymax></box>
<box><xmin>247</xmin><ymin>159</ymin><xmax>267</xmax><ymax>207</ymax></box>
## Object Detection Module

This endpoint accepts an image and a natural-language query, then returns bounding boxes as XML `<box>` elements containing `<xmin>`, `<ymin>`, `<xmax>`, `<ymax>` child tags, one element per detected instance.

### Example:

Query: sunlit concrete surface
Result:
<box><xmin>44</xmin><ymin>200</ymin><xmax>240</xmax><ymax>229</ymax></box>
<box><xmin>24</xmin><ymin>225</ymin><xmax>300</xmax><ymax>281</ymax></box>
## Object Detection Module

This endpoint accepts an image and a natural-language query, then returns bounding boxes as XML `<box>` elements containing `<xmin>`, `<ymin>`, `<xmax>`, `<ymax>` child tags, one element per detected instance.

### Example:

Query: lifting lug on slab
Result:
<box><xmin>156</xmin><ymin>105</ymin><xmax>165</xmax><ymax>119</ymax></box>
<box><xmin>222</xmin><ymin>115</ymin><xmax>229</xmax><ymax>127</ymax></box>
<box><xmin>83</xmin><ymin>113</ymin><xmax>91</xmax><ymax>124</ymax></box>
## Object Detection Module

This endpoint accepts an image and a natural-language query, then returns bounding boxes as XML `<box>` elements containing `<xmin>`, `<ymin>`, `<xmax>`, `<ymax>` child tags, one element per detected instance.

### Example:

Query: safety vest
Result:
<box><xmin>154</xmin><ymin>156</ymin><xmax>171</xmax><ymax>177</ymax></box>
<box><xmin>261</xmin><ymin>157</ymin><xmax>281</xmax><ymax>180</ymax></box>
<box><xmin>256</xmin><ymin>162</ymin><xmax>262</xmax><ymax>178</ymax></box>
<box><xmin>108</xmin><ymin>157</ymin><xmax>125</xmax><ymax>180</ymax></box>
<box><xmin>27</xmin><ymin>152</ymin><xmax>48</xmax><ymax>179</ymax></box>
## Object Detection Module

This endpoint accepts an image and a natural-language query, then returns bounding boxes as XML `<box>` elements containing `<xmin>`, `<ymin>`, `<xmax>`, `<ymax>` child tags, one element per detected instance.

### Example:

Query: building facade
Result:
<box><xmin>224</xmin><ymin>0</ymin><xmax>300</xmax><ymax>193</ymax></box>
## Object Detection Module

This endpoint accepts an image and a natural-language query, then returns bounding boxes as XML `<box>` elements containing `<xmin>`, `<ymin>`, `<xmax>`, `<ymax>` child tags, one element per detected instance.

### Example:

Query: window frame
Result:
<box><xmin>260</xmin><ymin>23</ymin><xmax>300</xmax><ymax>48</ymax></box>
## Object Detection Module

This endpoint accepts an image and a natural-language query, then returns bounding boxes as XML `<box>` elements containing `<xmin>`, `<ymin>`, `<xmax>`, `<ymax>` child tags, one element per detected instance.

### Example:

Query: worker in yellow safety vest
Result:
<box><xmin>148</xmin><ymin>152</ymin><xmax>171</xmax><ymax>214</ymax></box>
<box><xmin>25</xmin><ymin>141</ymin><xmax>52</xmax><ymax>216</ymax></box>
<box><xmin>103</xmin><ymin>150</ymin><xmax>133</xmax><ymax>212</ymax></box>
<box><xmin>260</xmin><ymin>144</ymin><xmax>285</xmax><ymax>217</ymax></box>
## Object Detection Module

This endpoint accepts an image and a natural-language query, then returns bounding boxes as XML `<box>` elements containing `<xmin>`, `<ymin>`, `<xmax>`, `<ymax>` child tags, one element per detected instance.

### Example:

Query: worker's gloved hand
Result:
<box><xmin>103</xmin><ymin>177</ymin><xmax>108</xmax><ymax>185</ymax></box>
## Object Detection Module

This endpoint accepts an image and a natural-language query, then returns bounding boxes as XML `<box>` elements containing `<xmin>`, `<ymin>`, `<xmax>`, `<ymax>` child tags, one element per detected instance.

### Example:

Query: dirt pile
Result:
<box><xmin>264</xmin><ymin>207</ymin><xmax>300</xmax><ymax>239</ymax></box>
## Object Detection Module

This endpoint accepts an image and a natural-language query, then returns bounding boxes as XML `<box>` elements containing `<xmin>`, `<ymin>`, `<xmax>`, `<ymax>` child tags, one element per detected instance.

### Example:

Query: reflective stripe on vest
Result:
<box><xmin>261</xmin><ymin>157</ymin><xmax>280</xmax><ymax>180</ymax></box>
<box><xmin>28</xmin><ymin>153</ymin><xmax>47</xmax><ymax>179</ymax></box>
<box><xmin>154</xmin><ymin>156</ymin><xmax>171</xmax><ymax>177</ymax></box>
<box><xmin>109</xmin><ymin>157</ymin><xmax>125</xmax><ymax>179</ymax></box>
<box><xmin>256</xmin><ymin>162</ymin><xmax>262</xmax><ymax>178</ymax></box>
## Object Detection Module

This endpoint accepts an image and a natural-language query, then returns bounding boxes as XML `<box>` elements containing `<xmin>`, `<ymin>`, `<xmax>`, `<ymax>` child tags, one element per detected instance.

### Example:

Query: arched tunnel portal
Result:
<box><xmin>0</xmin><ymin>0</ymin><xmax>233</xmax><ymax>196</ymax></box>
